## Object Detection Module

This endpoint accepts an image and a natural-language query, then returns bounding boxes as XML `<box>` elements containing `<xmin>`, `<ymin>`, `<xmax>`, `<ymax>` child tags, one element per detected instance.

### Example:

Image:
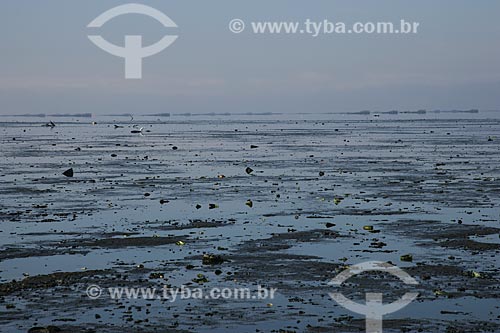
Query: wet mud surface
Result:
<box><xmin>0</xmin><ymin>114</ymin><xmax>499</xmax><ymax>332</ymax></box>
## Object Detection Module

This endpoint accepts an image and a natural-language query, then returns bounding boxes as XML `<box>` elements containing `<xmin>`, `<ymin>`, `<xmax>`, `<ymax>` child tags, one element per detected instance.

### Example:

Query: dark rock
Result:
<box><xmin>62</xmin><ymin>168</ymin><xmax>73</xmax><ymax>177</ymax></box>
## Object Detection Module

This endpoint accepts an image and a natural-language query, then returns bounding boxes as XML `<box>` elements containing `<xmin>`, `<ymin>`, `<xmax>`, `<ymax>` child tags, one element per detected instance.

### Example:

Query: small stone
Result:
<box><xmin>62</xmin><ymin>168</ymin><xmax>73</xmax><ymax>177</ymax></box>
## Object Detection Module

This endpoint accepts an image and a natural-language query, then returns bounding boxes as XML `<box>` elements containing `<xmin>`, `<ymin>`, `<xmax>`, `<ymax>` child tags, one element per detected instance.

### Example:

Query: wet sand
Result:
<box><xmin>0</xmin><ymin>113</ymin><xmax>499</xmax><ymax>332</ymax></box>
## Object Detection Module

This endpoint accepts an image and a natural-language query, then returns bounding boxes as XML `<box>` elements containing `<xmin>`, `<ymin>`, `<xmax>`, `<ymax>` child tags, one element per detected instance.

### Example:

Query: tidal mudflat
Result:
<box><xmin>0</xmin><ymin>112</ymin><xmax>499</xmax><ymax>332</ymax></box>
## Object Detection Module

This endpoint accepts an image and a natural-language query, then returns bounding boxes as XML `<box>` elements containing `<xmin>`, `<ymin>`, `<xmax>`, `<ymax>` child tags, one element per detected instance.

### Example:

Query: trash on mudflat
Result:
<box><xmin>325</xmin><ymin>222</ymin><xmax>335</xmax><ymax>228</ymax></box>
<box><xmin>319</xmin><ymin>171</ymin><xmax>325</xmax><ymax>176</ymax></box>
<box><xmin>400</xmin><ymin>254</ymin><xmax>413</xmax><ymax>262</ymax></box>
<box><xmin>195</xmin><ymin>204</ymin><xmax>202</xmax><ymax>209</ymax></box>
<box><xmin>202</xmin><ymin>254</ymin><xmax>224</xmax><ymax>265</ymax></box>
<box><xmin>217</xmin><ymin>174</ymin><xmax>226</xmax><ymax>179</ymax></box>
<box><xmin>175</xmin><ymin>240</ymin><xmax>186</xmax><ymax>246</ymax></box>
<box><xmin>131</xmin><ymin>127</ymin><xmax>143</xmax><ymax>134</ymax></box>
<box><xmin>363</xmin><ymin>225</ymin><xmax>374</xmax><ymax>231</ymax></box>
<box><xmin>192</xmin><ymin>273</ymin><xmax>209</xmax><ymax>284</ymax></box>
<box><xmin>333</xmin><ymin>197</ymin><xmax>343</xmax><ymax>205</ymax></box>
<box><xmin>245</xmin><ymin>199</ymin><xmax>253</xmax><ymax>207</ymax></box>
<box><xmin>149</xmin><ymin>272</ymin><xmax>165</xmax><ymax>279</ymax></box>
<box><xmin>245</xmin><ymin>167</ymin><xmax>254</xmax><ymax>175</ymax></box>
<box><xmin>63</xmin><ymin>168</ymin><xmax>74</xmax><ymax>177</ymax></box>
<box><xmin>250</xmin><ymin>145</ymin><xmax>259</xmax><ymax>149</ymax></box>
<box><xmin>209</xmin><ymin>203</ymin><xmax>219</xmax><ymax>209</ymax></box>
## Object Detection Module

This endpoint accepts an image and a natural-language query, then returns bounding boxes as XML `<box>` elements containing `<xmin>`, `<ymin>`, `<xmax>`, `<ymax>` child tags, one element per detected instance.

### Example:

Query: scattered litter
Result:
<box><xmin>202</xmin><ymin>254</ymin><xmax>224</xmax><ymax>265</ymax></box>
<box><xmin>400</xmin><ymin>254</ymin><xmax>413</xmax><ymax>262</ymax></box>
<box><xmin>192</xmin><ymin>273</ymin><xmax>209</xmax><ymax>284</ymax></box>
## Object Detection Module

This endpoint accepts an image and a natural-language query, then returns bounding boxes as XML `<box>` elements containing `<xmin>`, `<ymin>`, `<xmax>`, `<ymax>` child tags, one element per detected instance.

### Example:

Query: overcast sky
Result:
<box><xmin>1</xmin><ymin>0</ymin><xmax>500</xmax><ymax>114</ymax></box>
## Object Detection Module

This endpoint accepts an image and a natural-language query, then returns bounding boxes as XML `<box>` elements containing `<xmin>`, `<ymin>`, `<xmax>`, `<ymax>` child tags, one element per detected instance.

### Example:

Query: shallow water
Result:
<box><xmin>0</xmin><ymin>112</ymin><xmax>499</xmax><ymax>332</ymax></box>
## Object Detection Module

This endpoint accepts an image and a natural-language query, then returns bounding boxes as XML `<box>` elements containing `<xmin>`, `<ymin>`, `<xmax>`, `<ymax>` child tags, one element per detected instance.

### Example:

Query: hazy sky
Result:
<box><xmin>1</xmin><ymin>0</ymin><xmax>500</xmax><ymax>114</ymax></box>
